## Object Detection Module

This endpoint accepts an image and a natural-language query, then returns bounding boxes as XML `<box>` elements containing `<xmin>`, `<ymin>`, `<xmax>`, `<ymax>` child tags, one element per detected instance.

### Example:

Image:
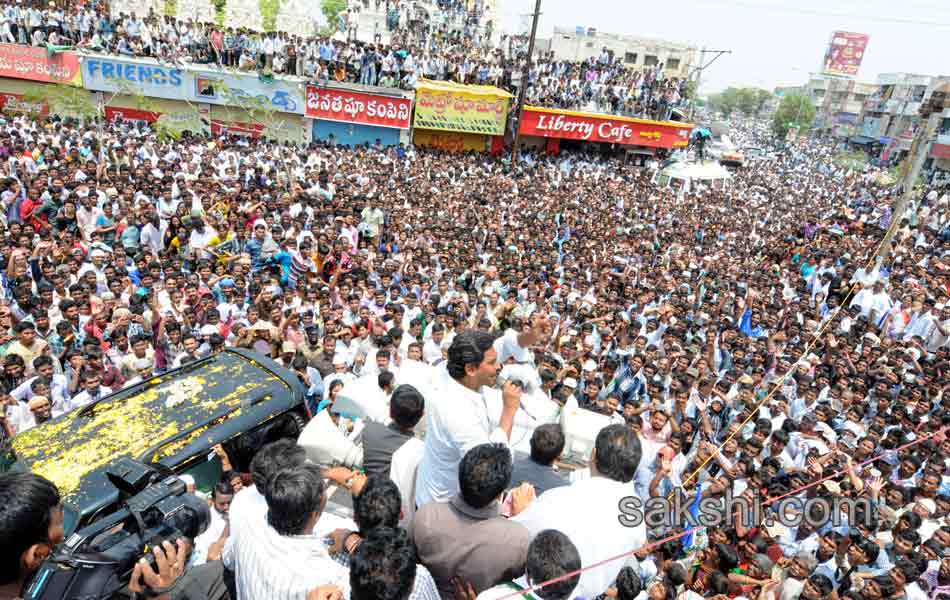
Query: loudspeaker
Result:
<box><xmin>297</xmin><ymin>409</ymin><xmax>363</xmax><ymax>468</ymax></box>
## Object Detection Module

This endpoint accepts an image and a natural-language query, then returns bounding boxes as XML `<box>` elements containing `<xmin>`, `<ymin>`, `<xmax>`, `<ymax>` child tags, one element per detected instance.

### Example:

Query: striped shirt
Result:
<box><xmin>226</xmin><ymin>515</ymin><xmax>350</xmax><ymax>600</ymax></box>
<box><xmin>223</xmin><ymin>486</ymin><xmax>350</xmax><ymax>600</ymax></box>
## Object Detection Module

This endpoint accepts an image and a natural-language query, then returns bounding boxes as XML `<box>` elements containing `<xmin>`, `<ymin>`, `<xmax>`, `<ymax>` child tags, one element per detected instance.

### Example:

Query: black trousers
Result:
<box><xmin>170</xmin><ymin>560</ymin><xmax>233</xmax><ymax>600</ymax></box>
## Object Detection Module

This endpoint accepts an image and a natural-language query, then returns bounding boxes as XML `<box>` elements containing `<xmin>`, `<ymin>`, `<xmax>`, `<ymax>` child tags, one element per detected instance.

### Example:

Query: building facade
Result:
<box><xmin>853</xmin><ymin>73</ymin><xmax>932</xmax><ymax>159</ymax></box>
<box><xmin>804</xmin><ymin>75</ymin><xmax>875</xmax><ymax>138</ymax></box>
<box><xmin>546</xmin><ymin>27</ymin><xmax>695</xmax><ymax>80</ymax></box>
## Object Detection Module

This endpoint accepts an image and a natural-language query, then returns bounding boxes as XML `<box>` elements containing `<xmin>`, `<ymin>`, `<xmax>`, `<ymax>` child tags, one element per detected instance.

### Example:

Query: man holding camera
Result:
<box><xmin>0</xmin><ymin>472</ymin><xmax>187</xmax><ymax>600</ymax></box>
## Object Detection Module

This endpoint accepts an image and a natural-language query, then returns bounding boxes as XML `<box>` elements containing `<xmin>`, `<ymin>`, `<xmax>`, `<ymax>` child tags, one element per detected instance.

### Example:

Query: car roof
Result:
<box><xmin>9</xmin><ymin>349</ymin><xmax>302</xmax><ymax>524</ymax></box>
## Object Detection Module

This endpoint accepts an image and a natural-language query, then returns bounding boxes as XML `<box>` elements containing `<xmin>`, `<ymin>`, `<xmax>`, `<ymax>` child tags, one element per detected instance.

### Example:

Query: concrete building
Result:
<box><xmin>854</xmin><ymin>73</ymin><xmax>932</xmax><ymax>158</ymax></box>
<box><xmin>545</xmin><ymin>27</ymin><xmax>695</xmax><ymax>80</ymax></box>
<box><xmin>804</xmin><ymin>74</ymin><xmax>875</xmax><ymax>138</ymax></box>
<box><xmin>922</xmin><ymin>77</ymin><xmax>950</xmax><ymax>185</ymax></box>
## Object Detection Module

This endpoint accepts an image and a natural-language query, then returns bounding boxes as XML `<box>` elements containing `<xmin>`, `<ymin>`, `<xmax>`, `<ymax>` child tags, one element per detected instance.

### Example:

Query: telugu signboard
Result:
<box><xmin>191</xmin><ymin>69</ymin><xmax>305</xmax><ymax>114</ymax></box>
<box><xmin>0</xmin><ymin>44</ymin><xmax>81</xmax><ymax>85</ymax></box>
<box><xmin>822</xmin><ymin>31</ymin><xmax>869</xmax><ymax>78</ymax></box>
<box><xmin>305</xmin><ymin>86</ymin><xmax>412</xmax><ymax>129</ymax></box>
<box><xmin>413</xmin><ymin>79</ymin><xmax>511</xmax><ymax>136</ymax></box>
<box><xmin>518</xmin><ymin>107</ymin><xmax>693</xmax><ymax>149</ymax></box>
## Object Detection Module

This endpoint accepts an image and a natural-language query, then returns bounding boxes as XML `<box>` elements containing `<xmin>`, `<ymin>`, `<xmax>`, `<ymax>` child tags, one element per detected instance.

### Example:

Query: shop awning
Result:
<box><xmin>849</xmin><ymin>135</ymin><xmax>876</xmax><ymax>145</ymax></box>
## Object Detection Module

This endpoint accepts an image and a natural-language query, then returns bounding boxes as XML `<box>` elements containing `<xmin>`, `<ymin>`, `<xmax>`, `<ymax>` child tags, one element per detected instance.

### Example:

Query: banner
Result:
<box><xmin>105</xmin><ymin>106</ymin><xmax>161</xmax><ymax>123</ymax></box>
<box><xmin>518</xmin><ymin>107</ymin><xmax>693</xmax><ymax>149</ymax></box>
<box><xmin>413</xmin><ymin>79</ymin><xmax>511</xmax><ymax>135</ymax></box>
<box><xmin>822</xmin><ymin>31</ymin><xmax>869</xmax><ymax>78</ymax></box>
<box><xmin>211</xmin><ymin>119</ymin><xmax>266</xmax><ymax>138</ymax></box>
<box><xmin>413</xmin><ymin>129</ymin><xmax>487</xmax><ymax>153</ymax></box>
<box><xmin>82</xmin><ymin>55</ymin><xmax>187</xmax><ymax>100</ymax></box>
<box><xmin>191</xmin><ymin>70</ymin><xmax>304</xmax><ymax>114</ymax></box>
<box><xmin>0</xmin><ymin>44</ymin><xmax>81</xmax><ymax>85</ymax></box>
<box><xmin>0</xmin><ymin>92</ymin><xmax>49</xmax><ymax>116</ymax></box>
<box><xmin>305</xmin><ymin>86</ymin><xmax>411</xmax><ymax>129</ymax></box>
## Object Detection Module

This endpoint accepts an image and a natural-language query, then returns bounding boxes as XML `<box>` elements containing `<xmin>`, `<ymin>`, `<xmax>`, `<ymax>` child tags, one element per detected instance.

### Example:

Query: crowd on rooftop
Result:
<box><xmin>0</xmin><ymin>0</ymin><xmax>686</xmax><ymax>120</ymax></box>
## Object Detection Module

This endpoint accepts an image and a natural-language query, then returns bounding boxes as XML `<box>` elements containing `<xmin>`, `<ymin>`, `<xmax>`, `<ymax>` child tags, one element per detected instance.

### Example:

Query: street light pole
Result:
<box><xmin>510</xmin><ymin>0</ymin><xmax>542</xmax><ymax>166</ymax></box>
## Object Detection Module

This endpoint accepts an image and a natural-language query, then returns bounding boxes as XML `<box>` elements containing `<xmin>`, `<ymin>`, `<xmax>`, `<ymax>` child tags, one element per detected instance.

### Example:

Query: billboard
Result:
<box><xmin>82</xmin><ymin>56</ymin><xmax>187</xmax><ymax>101</ymax></box>
<box><xmin>822</xmin><ymin>31</ymin><xmax>869</xmax><ymax>78</ymax></box>
<box><xmin>518</xmin><ymin>106</ymin><xmax>693</xmax><ymax>149</ymax></box>
<box><xmin>190</xmin><ymin>69</ymin><xmax>305</xmax><ymax>114</ymax></box>
<box><xmin>413</xmin><ymin>79</ymin><xmax>512</xmax><ymax>136</ymax></box>
<box><xmin>0</xmin><ymin>44</ymin><xmax>81</xmax><ymax>85</ymax></box>
<box><xmin>305</xmin><ymin>86</ymin><xmax>411</xmax><ymax>129</ymax></box>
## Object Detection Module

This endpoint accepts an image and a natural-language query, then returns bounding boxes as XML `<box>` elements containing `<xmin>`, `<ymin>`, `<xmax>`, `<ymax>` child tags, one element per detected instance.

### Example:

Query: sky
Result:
<box><xmin>498</xmin><ymin>0</ymin><xmax>948</xmax><ymax>95</ymax></box>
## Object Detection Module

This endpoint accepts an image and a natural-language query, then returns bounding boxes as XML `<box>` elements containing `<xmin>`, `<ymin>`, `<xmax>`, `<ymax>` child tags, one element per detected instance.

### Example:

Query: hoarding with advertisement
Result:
<box><xmin>305</xmin><ymin>86</ymin><xmax>411</xmax><ymax>129</ymax></box>
<box><xmin>82</xmin><ymin>55</ymin><xmax>187</xmax><ymax>100</ymax></box>
<box><xmin>0</xmin><ymin>44</ymin><xmax>81</xmax><ymax>85</ymax></box>
<box><xmin>191</xmin><ymin>70</ymin><xmax>305</xmax><ymax>114</ymax></box>
<box><xmin>822</xmin><ymin>31</ymin><xmax>869</xmax><ymax>78</ymax></box>
<box><xmin>413</xmin><ymin>79</ymin><xmax>511</xmax><ymax>135</ymax></box>
<box><xmin>518</xmin><ymin>106</ymin><xmax>693</xmax><ymax>149</ymax></box>
<box><xmin>0</xmin><ymin>92</ymin><xmax>49</xmax><ymax>116</ymax></box>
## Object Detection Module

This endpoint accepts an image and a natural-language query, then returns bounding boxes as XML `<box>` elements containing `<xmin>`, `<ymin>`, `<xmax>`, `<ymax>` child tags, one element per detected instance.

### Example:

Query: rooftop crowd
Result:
<box><xmin>0</xmin><ymin>0</ymin><xmax>688</xmax><ymax>120</ymax></box>
<box><xmin>1</xmin><ymin>79</ymin><xmax>950</xmax><ymax>600</ymax></box>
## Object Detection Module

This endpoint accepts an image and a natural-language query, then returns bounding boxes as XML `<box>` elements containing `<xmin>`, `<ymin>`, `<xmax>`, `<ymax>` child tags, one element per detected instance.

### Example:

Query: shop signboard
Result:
<box><xmin>82</xmin><ymin>55</ymin><xmax>187</xmax><ymax>101</ymax></box>
<box><xmin>305</xmin><ymin>86</ymin><xmax>411</xmax><ymax>129</ymax></box>
<box><xmin>518</xmin><ymin>106</ymin><xmax>693</xmax><ymax>149</ymax></box>
<box><xmin>413</xmin><ymin>79</ymin><xmax>511</xmax><ymax>135</ymax></box>
<box><xmin>0</xmin><ymin>92</ymin><xmax>49</xmax><ymax>116</ymax></box>
<box><xmin>0</xmin><ymin>44</ymin><xmax>81</xmax><ymax>85</ymax></box>
<box><xmin>191</xmin><ymin>70</ymin><xmax>305</xmax><ymax>114</ymax></box>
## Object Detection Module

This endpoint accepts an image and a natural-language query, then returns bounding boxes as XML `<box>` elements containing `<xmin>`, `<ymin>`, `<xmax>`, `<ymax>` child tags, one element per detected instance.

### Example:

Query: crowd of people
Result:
<box><xmin>0</xmin><ymin>0</ymin><xmax>687</xmax><ymax>118</ymax></box>
<box><xmin>1</xmin><ymin>102</ymin><xmax>950</xmax><ymax>600</ymax></box>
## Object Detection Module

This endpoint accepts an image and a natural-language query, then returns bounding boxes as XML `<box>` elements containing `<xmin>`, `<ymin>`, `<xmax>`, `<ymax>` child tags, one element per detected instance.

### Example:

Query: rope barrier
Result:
<box><xmin>496</xmin><ymin>426</ymin><xmax>945</xmax><ymax>600</ymax></box>
<box><xmin>499</xmin><ymin>213</ymin><xmax>916</xmax><ymax>600</ymax></box>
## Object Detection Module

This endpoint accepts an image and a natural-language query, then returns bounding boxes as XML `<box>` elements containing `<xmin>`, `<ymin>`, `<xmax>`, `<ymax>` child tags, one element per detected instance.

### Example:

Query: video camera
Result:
<box><xmin>24</xmin><ymin>458</ymin><xmax>210</xmax><ymax>600</ymax></box>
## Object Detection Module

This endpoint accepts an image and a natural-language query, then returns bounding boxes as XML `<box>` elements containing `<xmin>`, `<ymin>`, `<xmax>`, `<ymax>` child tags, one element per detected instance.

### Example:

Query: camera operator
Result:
<box><xmin>0</xmin><ymin>472</ymin><xmax>187</xmax><ymax>600</ymax></box>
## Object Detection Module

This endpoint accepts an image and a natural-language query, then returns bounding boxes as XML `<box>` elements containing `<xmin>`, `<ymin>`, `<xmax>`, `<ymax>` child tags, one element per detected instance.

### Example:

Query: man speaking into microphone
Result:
<box><xmin>415</xmin><ymin>314</ymin><xmax>551</xmax><ymax>508</ymax></box>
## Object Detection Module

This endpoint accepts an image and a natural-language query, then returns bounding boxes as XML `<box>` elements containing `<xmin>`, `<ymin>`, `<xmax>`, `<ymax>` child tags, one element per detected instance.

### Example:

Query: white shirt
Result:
<box><xmin>422</xmin><ymin>337</ymin><xmax>444</xmax><ymax>364</ymax></box>
<box><xmin>66</xmin><ymin>386</ymin><xmax>113</xmax><ymax>412</ymax></box>
<box><xmin>223</xmin><ymin>485</ymin><xmax>353</xmax><ymax>600</ymax></box>
<box><xmin>390</xmin><ymin>436</ymin><xmax>425</xmax><ymax>530</ymax></box>
<box><xmin>513</xmin><ymin>476</ymin><xmax>647</xmax><ymax>600</ymax></box>
<box><xmin>191</xmin><ymin>503</ymin><xmax>227</xmax><ymax>567</ymax></box>
<box><xmin>414</xmin><ymin>374</ymin><xmax>511</xmax><ymax>507</ymax></box>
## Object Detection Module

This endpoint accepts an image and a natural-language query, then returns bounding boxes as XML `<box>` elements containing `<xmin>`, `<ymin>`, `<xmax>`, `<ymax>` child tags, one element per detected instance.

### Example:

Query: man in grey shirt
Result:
<box><xmin>510</xmin><ymin>424</ymin><xmax>569</xmax><ymax>495</ymax></box>
<box><xmin>361</xmin><ymin>384</ymin><xmax>425</xmax><ymax>477</ymax></box>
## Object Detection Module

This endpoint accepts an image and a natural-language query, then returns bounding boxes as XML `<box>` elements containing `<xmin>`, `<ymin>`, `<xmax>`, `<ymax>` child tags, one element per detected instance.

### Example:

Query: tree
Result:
<box><xmin>321</xmin><ymin>0</ymin><xmax>346</xmax><ymax>32</ymax></box>
<box><xmin>755</xmin><ymin>89</ymin><xmax>772</xmax><ymax>115</ymax></box>
<box><xmin>772</xmin><ymin>93</ymin><xmax>816</xmax><ymax>138</ymax></box>
<box><xmin>707</xmin><ymin>87</ymin><xmax>773</xmax><ymax>117</ymax></box>
<box><xmin>736</xmin><ymin>88</ymin><xmax>758</xmax><ymax>116</ymax></box>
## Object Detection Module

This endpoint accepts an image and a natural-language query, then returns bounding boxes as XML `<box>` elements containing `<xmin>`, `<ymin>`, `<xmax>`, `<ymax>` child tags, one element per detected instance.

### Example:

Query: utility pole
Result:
<box><xmin>688</xmin><ymin>48</ymin><xmax>731</xmax><ymax>120</ymax></box>
<box><xmin>509</xmin><ymin>0</ymin><xmax>541</xmax><ymax>166</ymax></box>
<box><xmin>880</xmin><ymin>83</ymin><xmax>948</xmax><ymax>259</ymax></box>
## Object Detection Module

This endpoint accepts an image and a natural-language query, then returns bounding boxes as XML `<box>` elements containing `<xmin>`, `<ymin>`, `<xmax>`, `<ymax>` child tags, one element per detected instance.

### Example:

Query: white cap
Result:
<box><xmin>563</xmin><ymin>377</ymin><xmax>578</xmax><ymax>389</ymax></box>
